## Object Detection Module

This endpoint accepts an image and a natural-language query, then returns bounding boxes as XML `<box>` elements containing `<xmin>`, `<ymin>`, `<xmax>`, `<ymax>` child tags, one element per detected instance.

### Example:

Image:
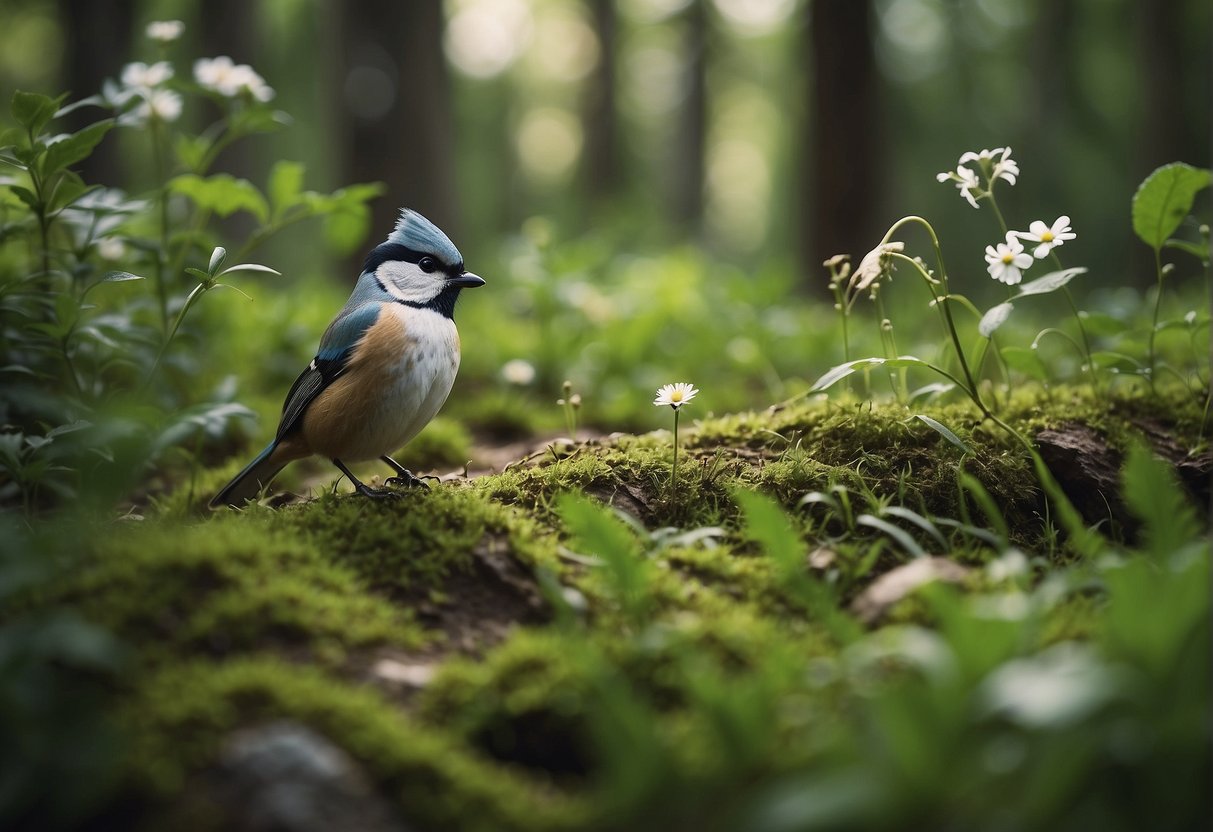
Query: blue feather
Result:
<box><xmin>386</xmin><ymin>208</ymin><xmax>462</xmax><ymax>267</ymax></box>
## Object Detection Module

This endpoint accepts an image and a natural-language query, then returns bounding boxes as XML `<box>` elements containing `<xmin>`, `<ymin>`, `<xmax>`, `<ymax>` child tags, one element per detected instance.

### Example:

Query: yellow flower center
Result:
<box><xmin>670</xmin><ymin>391</ymin><xmax>684</xmax><ymax>402</ymax></box>
<box><xmin>1041</xmin><ymin>231</ymin><xmax>1054</xmax><ymax>242</ymax></box>
<box><xmin>1001</xmin><ymin>253</ymin><xmax>1014</xmax><ymax>265</ymax></box>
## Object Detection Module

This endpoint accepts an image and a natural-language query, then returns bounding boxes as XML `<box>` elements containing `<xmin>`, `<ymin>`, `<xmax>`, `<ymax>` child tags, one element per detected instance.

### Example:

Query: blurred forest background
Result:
<box><xmin>1</xmin><ymin>0</ymin><xmax>1210</xmax><ymax>437</ymax></box>
<box><xmin>6</xmin><ymin>0</ymin><xmax>1209</xmax><ymax>277</ymax></box>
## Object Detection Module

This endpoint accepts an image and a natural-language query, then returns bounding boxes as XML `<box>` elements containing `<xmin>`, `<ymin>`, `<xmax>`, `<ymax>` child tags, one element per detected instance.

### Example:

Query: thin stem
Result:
<box><xmin>144</xmin><ymin>281</ymin><xmax>209</xmax><ymax>388</ymax></box>
<box><xmin>670</xmin><ymin>407</ymin><xmax>680</xmax><ymax>505</ymax></box>
<box><xmin>985</xmin><ymin>187</ymin><xmax>1010</xmax><ymax>237</ymax></box>
<box><xmin>151</xmin><ymin>118</ymin><xmax>170</xmax><ymax>334</ymax></box>
<box><xmin>1148</xmin><ymin>247</ymin><xmax>1164</xmax><ymax>389</ymax></box>
<box><xmin>1049</xmin><ymin>251</ymin><xmax>1100</xmax><ymax>398</ymax></box>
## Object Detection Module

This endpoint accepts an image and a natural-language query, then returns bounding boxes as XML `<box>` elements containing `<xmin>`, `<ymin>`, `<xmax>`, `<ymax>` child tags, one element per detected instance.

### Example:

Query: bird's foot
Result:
<box><xmin>354</xmin><ymin>482</ymin><xmax>403</xmax><ymax>500</ymax></box>
<box><xmin>385</xmin><ymin>470</ymin><xmax>429</xmax><ymax>490</ymax></box>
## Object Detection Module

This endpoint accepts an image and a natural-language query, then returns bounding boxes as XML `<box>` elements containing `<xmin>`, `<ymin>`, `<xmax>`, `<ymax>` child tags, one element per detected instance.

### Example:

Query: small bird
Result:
<box><xmin>212</xmin><ymin>209</ymin><xmax>485</xmax><ymax>508</ymax></box>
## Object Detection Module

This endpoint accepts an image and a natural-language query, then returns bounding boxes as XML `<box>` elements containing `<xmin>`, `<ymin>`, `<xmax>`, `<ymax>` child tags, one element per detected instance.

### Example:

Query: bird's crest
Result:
<box><xmin>387</xmin><ymin>208</ymin><xmax>462</xmax><ymax>267</ymax></box>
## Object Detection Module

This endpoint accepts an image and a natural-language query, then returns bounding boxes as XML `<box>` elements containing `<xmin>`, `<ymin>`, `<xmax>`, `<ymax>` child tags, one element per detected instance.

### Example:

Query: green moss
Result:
<box><xmin>123</xmin><ymin>657</ymin><xmax>591</xmax><ymax>832</ymax></box>
<box><xmin>56</xmin><ymin>519</ymin><xmax>423</xmax><ymax>663</ymax></box>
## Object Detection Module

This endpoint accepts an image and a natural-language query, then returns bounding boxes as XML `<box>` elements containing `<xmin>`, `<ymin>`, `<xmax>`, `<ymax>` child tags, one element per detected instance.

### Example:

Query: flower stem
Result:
<box><xmin>670</xmin><ymin>407</ymin><xmax>680</xmax><ymax>505</ymax></box>
<box><xmin>1147</xmin><ymin>248</ymin><xmax>1164</xmax><ymax>390</ymax></box>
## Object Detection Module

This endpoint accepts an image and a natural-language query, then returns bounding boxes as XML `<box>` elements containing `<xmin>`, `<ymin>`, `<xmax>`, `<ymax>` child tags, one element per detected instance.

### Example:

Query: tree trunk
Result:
<box><xmin>670</xmin><ymin>0</ymin><xmax>707</xmax><ymax>233</ymax></box>
<box><xmin>336</xmin><ymin>0</ymin><xmax>458</xmax><ymax>250</ymax></box>
<box><xmin>582</xmin><ymin>0</ymin><xmax>620</xmax><ymax>213</ymax></box>
<box><xmin>55</xmin><ymin>0</ymin><xmax>135</xmax><ymax>185</ymax></box>
<box><xmin>804</xmin><ymin>0</ymin><xmax>879</xmax><ymax>288</ymax></box>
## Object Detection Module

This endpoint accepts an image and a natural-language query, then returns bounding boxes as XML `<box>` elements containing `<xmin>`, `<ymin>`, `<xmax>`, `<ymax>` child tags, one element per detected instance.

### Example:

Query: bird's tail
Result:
<box><xmin>210</xmin><ymin>442</ymin><xmax>289</xmax><ymax>508</ymax></box>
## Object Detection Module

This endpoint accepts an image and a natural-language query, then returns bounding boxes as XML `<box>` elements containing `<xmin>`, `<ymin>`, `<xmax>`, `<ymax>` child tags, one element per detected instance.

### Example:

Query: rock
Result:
<box><xmin>849</xmin><ymin>557</ymin><xmax>971</xmax><ymax>625</ymax></box>
<box><xmin>195</xmin><ymin>720</ymin><xmax>408</xmax><ymax>832</ymax></box>
<box><xmin>372</xmin><ymin>658</ymin><xmax>437</xmax><ymax>691</ymax></box>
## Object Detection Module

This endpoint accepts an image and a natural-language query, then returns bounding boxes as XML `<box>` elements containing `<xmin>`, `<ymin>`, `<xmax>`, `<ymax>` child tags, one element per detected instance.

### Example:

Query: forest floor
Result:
<box><xmin>34</xmin><ymin>385</ymin><xmax>1212</xmax><ymax>831</ymax></box>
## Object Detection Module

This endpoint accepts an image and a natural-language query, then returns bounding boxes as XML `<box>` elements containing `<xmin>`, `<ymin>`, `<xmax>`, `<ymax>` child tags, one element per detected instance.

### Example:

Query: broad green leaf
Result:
<box><xmin>1078</xmin><ymin>311</ymin><xmax>1130</xmax><ymax>337</ymax></box>
<box><xmin>1000</xmin><ymin>346</ymin><xmax>1048</xmax><ymax>380</ymax></box>
<box><xmin>1090</xmin><ymin>351</ymin><xmax>1143</xmax><ymax>372</ymax></box>
<box><xmin>1121</xmin><ymin>442</ymin><xmax>1200</xmax><ymax>562</ymax></box>
<box><xmin>735</xmin><ymin>488</ymin><xmax>804</xmax><ymax>573</ymax></box>
<box><xmin>170</xmin><ymin>173</ymin><xmax>270</xmax><ymax>222</ymax></box>
<box><xmin>913</xmin><ymin>414</ymin><xmax>971</xmax><ymax>454</ymax></box>
<box><xmin>0</xmin><ymin>126</ymin><xmax>24</xmax><ymax>150</ymax></box>
<box><xmin>43</xmin><ymin>120</ymin><xmax>114</xmax><ymax>174</ymax></box>
<box><xmin>185</xmin><ymin>267</ymin><xmax>211</xmax><ymax>281</ymax></box>
<box><xmin>1132</xmin><ymin>162</ymin><xmax>1212</xmax><ymax>251</ymax></box>
<box><xmin>208</xmin><ymin>246</ymin><xmax>227</xmax><ymax>275</ymax></box>
<box><xmin>47</xmin><ymin>172</ymin><xmax>94</xmax><ymax>214</ymax></box>
<box><xmin>12</xmin><ymin>90</ymin><xmax>62</xmax><ymax>134</ymax></box>
<box><xmin>979</xmin><ymin>302</ymin><xmax>1014</xmax><ymax>337</ymax></box>
<box><xmin>1163</xmin><ymin>238</ymin><xmax>1210</xmax><ymax>261</ymax></box>
<box><xmin>268</xmin><ymin>160</ymin><xmax>305</xmax><ymax>216</ymax></box>
<box><xmin>7</xmin><ymin>184</ymin><xmax>38</xmax><ymax>210</ymax></box>
<box><xmin>1013</xmin><ymin>267</ymin><xmax>1086</xmax><ymax>298</ymax></box>
<box><xmin>54</xmin><ymin>94</ymin><xmax>105</xmax><ymax>119</ymax></box>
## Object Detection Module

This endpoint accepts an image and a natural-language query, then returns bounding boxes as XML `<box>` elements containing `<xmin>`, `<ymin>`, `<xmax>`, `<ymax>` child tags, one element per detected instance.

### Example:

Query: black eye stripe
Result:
<box><xmin>364</xmin><ymin>243</ymin><xmax>448</xmax><ymax>274</ymax></box>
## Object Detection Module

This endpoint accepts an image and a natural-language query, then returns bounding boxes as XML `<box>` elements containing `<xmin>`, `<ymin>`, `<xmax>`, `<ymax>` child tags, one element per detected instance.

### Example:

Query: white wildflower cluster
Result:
<box><xmin>936</xmin><ymin>147</ymin><xmax>1019</xmax><ymax>209</ymax></box>
<box><xmin>194</xmin><ymin>56</ymin><xmax>275</xmax><ymax>102</ymax></box>
<box><xmin>116</xmin><ymin>60</ymin><xmax>181</xmax><ymax>124</ymax></box>
<box><xmin>985</xmin><ymin>216</ymin><xmax>1076</xmax><ymax>285</ymax></box>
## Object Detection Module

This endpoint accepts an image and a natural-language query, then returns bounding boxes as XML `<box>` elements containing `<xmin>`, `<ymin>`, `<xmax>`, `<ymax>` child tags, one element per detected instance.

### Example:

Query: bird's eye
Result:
<box><xmin>419</xmin><ymin>256</ymin><xmax>438</xmax><ymax>273</ymax></box>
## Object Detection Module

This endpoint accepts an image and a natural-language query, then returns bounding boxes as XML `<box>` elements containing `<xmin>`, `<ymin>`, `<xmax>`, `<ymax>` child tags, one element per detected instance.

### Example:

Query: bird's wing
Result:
<box><xmin>275</xmin><ymin>302</ymin><xmax>384</xmax><ymax>441</ymax></box>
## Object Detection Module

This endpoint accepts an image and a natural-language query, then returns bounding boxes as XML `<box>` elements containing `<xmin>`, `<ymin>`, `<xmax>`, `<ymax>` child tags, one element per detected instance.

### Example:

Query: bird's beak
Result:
<box><xmin>449</xmin><ymin>271</ymin><xmax>485</xmax><ymax>289</ymax></box>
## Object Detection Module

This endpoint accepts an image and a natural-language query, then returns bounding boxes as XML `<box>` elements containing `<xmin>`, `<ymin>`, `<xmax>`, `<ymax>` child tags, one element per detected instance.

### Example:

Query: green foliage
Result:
<box><xmin>1132</xmin><ymin>162</ymin><xmax>1212</xmax><ymax>251</ymax></box>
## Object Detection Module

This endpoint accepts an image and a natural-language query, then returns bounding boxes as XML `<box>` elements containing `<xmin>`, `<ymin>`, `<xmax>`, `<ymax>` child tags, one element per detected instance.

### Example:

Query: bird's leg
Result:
<box><xmin>332</xmin><ymin>459</ymin><xmax>399</xmax><ymax>499</ymax></box>
<box><xmin>381</xmin><ymin>455</ymin><xmax>428</xmax><ymax>489</ymax></box>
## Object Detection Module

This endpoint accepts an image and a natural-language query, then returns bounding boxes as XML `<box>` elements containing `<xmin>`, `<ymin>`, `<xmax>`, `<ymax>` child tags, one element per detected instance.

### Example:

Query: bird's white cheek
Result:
<box><xmin>376</xmin><ymin>260</ymin><xmax>444</xmax><ymax>304</ymax></box>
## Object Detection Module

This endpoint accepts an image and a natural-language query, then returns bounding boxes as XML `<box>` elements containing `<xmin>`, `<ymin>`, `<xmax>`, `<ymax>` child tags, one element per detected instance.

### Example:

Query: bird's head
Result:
<box><xmin>364</xmin><ymin>209</ymin><xmax>484</xmax><ymax>315</ymax></box>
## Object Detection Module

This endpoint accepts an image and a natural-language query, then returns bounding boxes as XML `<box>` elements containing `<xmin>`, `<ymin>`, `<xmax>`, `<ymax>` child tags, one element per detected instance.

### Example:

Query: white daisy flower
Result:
<box><xmin>227</xmin><ymin>64</ymin><xmax>275</xmax><ymax>102</ymax></box>
<box><xmin>121</xmin><ymin>61</ymin><xmax>173</xmax><ymax>91</ymax></box>
<box><xmin>1016</xmin><ymin>216</ymin><xmax>1075</xmax><ymax>259</ymax></box>
<box><xmin>654</xmin><ymin>383</ymin><xmax>698</xmax><ymax>410</ymax></box>
<box><xmin>985</xmin><ymin>234</ymin><xmax>1034</xmax><ymax>285</ymax></box>
<box><xmin>500</xmin><ymin>359</ymin><xmax>536</xmax><ymax>385</ymax></box>
<box><xmin>146</xmin><ymin>20</ymin><xmax>185</xmax><ymax>43</ymax></box>
<box><xmin>850</xmin><ymin>241</ymin><xmax>905</xmax><ymax>291</ymax></box>
<box><xmin>195</xmin><ymin>57</ymin><xmax>274</xmax><ymax>101</ymax></box>
<box><xmin>936</xmin><ymin>165</ymin><xmax>981</xmax><ymax>209</ymax></box>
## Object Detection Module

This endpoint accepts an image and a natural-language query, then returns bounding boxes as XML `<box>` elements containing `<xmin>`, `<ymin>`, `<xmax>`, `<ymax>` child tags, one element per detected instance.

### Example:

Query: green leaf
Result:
<box><xmin>217</xmin><ymin>263</ymin><xmax>282</xmax><ymax>278</ymax></box>
<box><xmin>856</xmin><ymin>514</ymin><xmax>927</xmax><ymax>559</ymax></box>
<box><xmin>12</xmin><ymin>90</ymin><xmax>62</xmax><ymax>135</ymax></box>
<box><xmin>102</xmin><ymin>271</ymin><xmax>145</xmax><ymax>283</ymax></box>
<box><xmin>1121</xmin><ymin>442</ymin><xmax>1200</xmax><ymax>561</ymax></box>
<box><xmin>7</xmin><ymin>184</ymin><xmax>38</xmax><ymax>210</ymax></box>
<box><xmin>43</xmin><ymin>120</ymin><xmax>114</xmax><ymax>174</ymax></box>
<box><xmin>881</xmin><ymin>505</ymin><xmax>947</xmax><ymax>549</ymax></box>
<box><xmin>208</xmin><ymin>246</ymin><xmax>227</xmax><ymax>275</ymax></box>
<box><xmin>556</xmin><ymin>493</ymin><xmax>649</xmax><ymax>620</ymax></box>
<box><xmin>979</xmin><ymin>302</ymin><xmax>1014</xmax><ymax>337</ymax></box>
<box><xmin>268</xmin><ymin>160</ymin><xmax>305</xmax><ymax>217</ymax></box>
<box><xmin>170</xmin><ymin>173</ymin><xmax>270</xmax><ymax>223</ymax></box>
<box><xmin>184</xmin><ymin>267</ymin><xmax>211</xmax><ymax>281</ymax></box>
<box><xmin>1078</xmin><ymin>311</ymin><xmax>1130</xmax><ymax>337</ymax></box>
<box><xmin>1013</xmin><ymin>267</ymin><xmax>1086</xmax><ymax>298</ymax></box>
<box><xmin>810</xmin><ymin>355</ymin><xmax>954</xmax><ymax>392</ymax></box>
<box><xmin>1162</xmin><ymin>238</ymin><xmax>1210</xmax><ymax>261</ymax></box>
<box><xmin>1132</xmin><ymin>162</ymin><xmax>1212</xmax><ymax>251</ymax></box>
<box><xmin>913</xmin><ymin>414</ymin><xmax>971</xmax><ymax>454</ymax></box>
<box><xmin>1000</xmin><ymin>346</ymin><xmax>1048</xmax><ymax>381</ymax></box>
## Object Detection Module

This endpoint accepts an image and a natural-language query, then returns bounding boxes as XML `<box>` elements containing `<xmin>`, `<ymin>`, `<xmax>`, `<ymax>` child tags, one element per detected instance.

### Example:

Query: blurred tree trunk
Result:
<box><xmin>56</xmin><ymin>0</ymin><xmax>135</xmax><ymax>185</ymax></box>
<box><xmin>670</xmin><ymin>0</ymin><xmax>707</xmax><ymax>233</ymax></box>
<box><xmin>803</xmin><ymin>0</ymin><xmax>879</xmax><ymax>288</ymax></box>
<box><xmin>1136</xmin><ymin>1</ymin><xmax>1187</xmax><ymax>167</ymax></box>
<box><xmin>582</xmin><ymin>0</ymin><xmax>619</xmax><ymax>213</ymax></box>
<box><xmin>199</xmin><ymin>1</ymin><xmax>260</xmax><ymax>182</ymax></box>
<box><xmin>335</xmin><ymin>0</ymin><xmax>458</xmax><ymax>251</ymax></box>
